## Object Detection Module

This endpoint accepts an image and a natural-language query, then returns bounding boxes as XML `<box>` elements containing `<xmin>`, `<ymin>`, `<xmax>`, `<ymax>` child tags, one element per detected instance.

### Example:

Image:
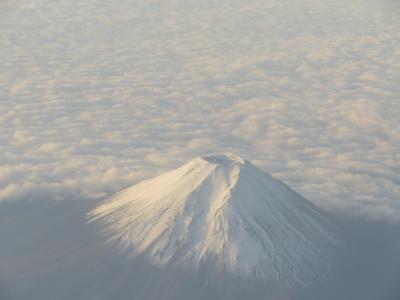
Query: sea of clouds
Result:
<box><xmin>1</xmin><ymin>0</ymin><xmax>399</xmax><ymax>222</ymax></box>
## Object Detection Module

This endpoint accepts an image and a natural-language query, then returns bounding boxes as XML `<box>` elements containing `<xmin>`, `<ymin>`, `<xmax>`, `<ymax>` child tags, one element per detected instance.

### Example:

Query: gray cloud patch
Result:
<box><xmin>0</xmin><ymin>0</ymin><xmax>399</xmax><ymax>222</ymax></box>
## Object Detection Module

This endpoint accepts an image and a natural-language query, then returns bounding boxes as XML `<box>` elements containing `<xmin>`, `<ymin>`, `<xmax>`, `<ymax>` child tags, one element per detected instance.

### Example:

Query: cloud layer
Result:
<box><xmin>1</xmin><ymin>0</ymin><xmax>399</xmax><ymax>221</ymax></box>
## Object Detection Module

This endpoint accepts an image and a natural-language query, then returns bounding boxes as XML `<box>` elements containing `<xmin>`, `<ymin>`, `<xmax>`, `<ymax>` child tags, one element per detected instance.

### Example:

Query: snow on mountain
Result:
<box><xmin>88</xmin><ymin>153</ymin><xmax>339</xmax><ymax>287</ymax></box>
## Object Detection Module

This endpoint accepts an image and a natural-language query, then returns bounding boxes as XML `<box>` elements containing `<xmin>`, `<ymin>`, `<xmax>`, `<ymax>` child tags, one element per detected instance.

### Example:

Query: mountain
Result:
<box><xmin>3</xmin><ymin>153</ymin><xmax>399</xmax><ymax>300</ymax></box>
<box><xmin>88</xmin><ymin>153</ymin><xmax>339</xmax><ymax>288</ymax></box>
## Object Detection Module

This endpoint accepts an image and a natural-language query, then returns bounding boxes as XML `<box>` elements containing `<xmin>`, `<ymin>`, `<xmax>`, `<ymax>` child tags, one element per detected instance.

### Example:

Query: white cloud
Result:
<box><xmin>0</xmin><ymin>0</ymin><xmax>399</xmax><ymax>222</ymax></box>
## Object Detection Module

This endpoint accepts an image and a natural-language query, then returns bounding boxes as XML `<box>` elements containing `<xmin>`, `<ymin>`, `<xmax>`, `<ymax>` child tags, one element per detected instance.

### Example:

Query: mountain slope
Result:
<box><xmin>88</xmin><ymin>153</ymin><xmax>339</xmax><ymax>287</ymax></box>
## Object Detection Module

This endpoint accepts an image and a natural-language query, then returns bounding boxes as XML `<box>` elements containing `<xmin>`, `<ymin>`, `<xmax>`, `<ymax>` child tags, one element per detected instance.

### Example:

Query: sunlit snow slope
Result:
<box><xmin>89</xmin><ymin>153</ymin><xmax>339</xmax><ymax>286</ymax></box>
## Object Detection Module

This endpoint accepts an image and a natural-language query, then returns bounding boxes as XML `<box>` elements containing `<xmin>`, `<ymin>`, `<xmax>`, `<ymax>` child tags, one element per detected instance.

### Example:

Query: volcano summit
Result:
<box><xmin>89</xmin><ymin>153</ymin><xmax>339</xmax><ymax>287</ymax></box>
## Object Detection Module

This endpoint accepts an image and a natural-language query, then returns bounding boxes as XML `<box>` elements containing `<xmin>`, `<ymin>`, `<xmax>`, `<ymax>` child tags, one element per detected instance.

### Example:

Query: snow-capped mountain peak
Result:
<box><xmin>201</xmin><ymin>152</ymin><xmax>246</xmax><ymax>165</ymax></box>
<box><xmin>88</xmin><ymin>153</ymin><xmax>339</xmax><ymax>286</ymax></box>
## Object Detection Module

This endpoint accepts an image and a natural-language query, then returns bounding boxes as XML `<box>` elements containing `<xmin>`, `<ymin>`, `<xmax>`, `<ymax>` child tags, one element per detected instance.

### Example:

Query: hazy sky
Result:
<box><xmin>1</xmin><ymin>0</ymin><xmax>399</xmax><ymax>222</ymax></box>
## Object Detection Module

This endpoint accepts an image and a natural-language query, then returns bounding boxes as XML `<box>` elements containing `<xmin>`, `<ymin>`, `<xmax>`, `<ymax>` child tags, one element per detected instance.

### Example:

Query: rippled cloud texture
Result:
<box><xmin>1</xmin><ymin>0</ymin><xmax>399</xmax><ymax>221</ymax></box>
